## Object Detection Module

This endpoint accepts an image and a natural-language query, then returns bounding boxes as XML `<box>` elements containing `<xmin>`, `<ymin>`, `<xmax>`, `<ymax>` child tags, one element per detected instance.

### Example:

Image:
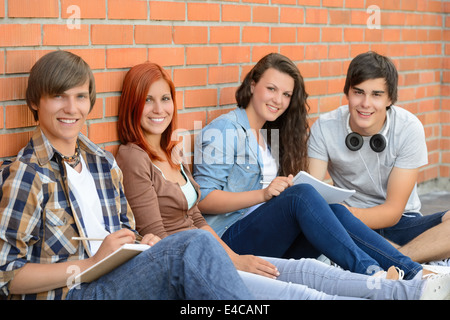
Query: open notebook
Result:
<box><xmin>74</xmin><ymin>243</ymin><xmax>151</xmax><ymax>284</ymax></box>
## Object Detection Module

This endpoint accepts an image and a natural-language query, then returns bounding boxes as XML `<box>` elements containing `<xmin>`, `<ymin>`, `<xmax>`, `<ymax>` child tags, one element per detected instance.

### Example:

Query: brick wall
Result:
<box><xmin>0</xmin><ymin>0</ymin><xmax>449</xmax><ymax>184</ymax></box>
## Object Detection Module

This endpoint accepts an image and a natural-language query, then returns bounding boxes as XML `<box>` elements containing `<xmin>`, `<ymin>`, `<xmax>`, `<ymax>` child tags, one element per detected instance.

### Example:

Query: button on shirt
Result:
<box><xmin>0</xmin><ymin>129</ymin><xmax>136</xmax><ymax>300</ymax></box>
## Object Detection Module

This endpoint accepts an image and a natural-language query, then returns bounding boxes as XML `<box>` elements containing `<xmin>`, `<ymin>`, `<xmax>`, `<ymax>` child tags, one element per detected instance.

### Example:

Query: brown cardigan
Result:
<box><xmin>115</xmin><ymin>143</ymin><xmax>208</xmax><ymax>239</ymax></box>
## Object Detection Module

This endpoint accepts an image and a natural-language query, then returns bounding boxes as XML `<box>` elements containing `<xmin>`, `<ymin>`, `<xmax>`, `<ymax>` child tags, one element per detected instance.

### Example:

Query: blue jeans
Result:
<box><xmin>375</xmin><ymin>211</ymin><xmax>446</xmax><ymax>246</ymax></box>
<box><xmin>222</xmin><ymin>184</ymin><xmax>422</xmax><ymax>280</ymax></box>
<box><xmin>66</xmin><ymin>230</ymin><xmax>254</xmax><ymax>300</ymax></box>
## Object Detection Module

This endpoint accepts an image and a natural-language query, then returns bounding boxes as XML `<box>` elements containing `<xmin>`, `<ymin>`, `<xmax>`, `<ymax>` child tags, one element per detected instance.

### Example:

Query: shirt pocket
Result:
<box><xmin>227</xmin><ymin>163</ymin><xmax>261</xmax><ymax>192</ymax></box>
<box><xmin>43</xmin><ymin>206</ymin><xmax>78</xmax><ymax>257</ymax></box>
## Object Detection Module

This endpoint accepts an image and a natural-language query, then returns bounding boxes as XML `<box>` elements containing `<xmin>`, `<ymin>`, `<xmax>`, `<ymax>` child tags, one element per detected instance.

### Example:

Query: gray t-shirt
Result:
<box><xmin>308</xmin><ymin>105</ymin><xmax>428</xmax><ymax>213</ymax></box>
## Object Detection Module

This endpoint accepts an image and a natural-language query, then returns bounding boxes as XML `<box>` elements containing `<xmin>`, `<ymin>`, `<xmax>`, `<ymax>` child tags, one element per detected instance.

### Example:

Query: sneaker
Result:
<box><xmin>423</xmin><ymin>264</ymin><xmax>450</xmax><ymax>275</ymax></box>
<box><xmin>316</xmin><ymin>254</ymin><xmax>332</xmax><ymax>265</ymax></box>
<box><xmin>427</xmin><ymin>259</ymin><xmax>450</xmax><ymax>267</ymax></box>
<box><xmin>316</xmin><ymin>255</ymin><xmax>342</xmax><ymax>269</ymax></box>
<box><xmin>420</xmin><ymin>273</ymin><xmax>450</xmax><ymax>300</ymax></box>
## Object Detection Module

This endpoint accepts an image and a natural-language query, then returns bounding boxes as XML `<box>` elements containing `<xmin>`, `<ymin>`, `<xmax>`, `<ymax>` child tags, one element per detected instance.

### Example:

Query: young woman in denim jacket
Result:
<box><xmin>193</xmin><ymin>53</ymin><xmax>437</xmax><ymax>280</ymax></box>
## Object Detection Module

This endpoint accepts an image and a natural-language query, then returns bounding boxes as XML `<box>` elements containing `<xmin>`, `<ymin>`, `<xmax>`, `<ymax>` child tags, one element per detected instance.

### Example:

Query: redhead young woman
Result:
<box><xmin>114</xmin><ymin>61</ymin><xmax>450</xmax><ymax>300</ymax></box>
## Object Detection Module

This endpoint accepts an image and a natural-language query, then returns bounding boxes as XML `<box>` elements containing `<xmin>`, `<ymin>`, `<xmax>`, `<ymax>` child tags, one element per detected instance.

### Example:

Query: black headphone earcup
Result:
<box><xmin>345</xmin><ymin>132</ymin><xmax>363</xmax><ymax>151</ymax></box>
<box><xmin>370</xmin><ymin>134</ymin><xmax>386</xmax><ymax>153</ymax></box>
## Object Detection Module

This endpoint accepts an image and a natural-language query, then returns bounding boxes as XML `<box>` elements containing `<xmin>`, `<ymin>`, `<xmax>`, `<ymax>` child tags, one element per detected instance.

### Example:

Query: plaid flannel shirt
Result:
<box><xmin>0</xmin><ymin>129</ymin><xmax>136</xmax><ymax>300</ymax></box>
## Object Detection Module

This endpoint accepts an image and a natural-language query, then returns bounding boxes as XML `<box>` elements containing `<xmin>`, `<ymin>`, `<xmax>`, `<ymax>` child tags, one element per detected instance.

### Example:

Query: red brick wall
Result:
<box><xmin>0</xmin><ymin>0</ymin><xmax>449</xmax><ymax>184</ymax></box>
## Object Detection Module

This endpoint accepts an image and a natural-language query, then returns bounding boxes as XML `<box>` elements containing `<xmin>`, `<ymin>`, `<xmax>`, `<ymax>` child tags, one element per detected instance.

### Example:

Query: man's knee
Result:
<box><xmin>164</xmin><ymin>229</ymin><xmax>212</xmax><ymax>244</ymax></box>
<box><xmin>166</xmin><ymin>229</ymin><xmax>221</xmax><ymax>254</ymax></box>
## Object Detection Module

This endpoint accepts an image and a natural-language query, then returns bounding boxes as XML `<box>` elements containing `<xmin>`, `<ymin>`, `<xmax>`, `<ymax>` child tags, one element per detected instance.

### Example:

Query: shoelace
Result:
<box><xmin>423</xmin><ymin>272</ymin><xmax>446</xmax><ymax>280</ymax></box>
<box><xmin>396</xmin><ymin>268</ymin><xmax>405</xmax><ymax>280</ymax></box>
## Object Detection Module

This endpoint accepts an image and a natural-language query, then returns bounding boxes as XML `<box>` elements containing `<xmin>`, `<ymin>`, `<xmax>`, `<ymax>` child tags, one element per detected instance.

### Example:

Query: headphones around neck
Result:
<box><xmin>345</xmin><ymin>110</ymin><xmax>390</xmax><ymax>153</ymax></box>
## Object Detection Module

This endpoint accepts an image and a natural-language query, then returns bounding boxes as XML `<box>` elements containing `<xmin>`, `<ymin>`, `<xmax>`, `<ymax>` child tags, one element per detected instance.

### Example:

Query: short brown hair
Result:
<box><xmin>344</xmin><ymin>51</ymin><xmax>398</xmax><ymax>106</ymax></box>
<box><xmin>25</xmin><ymin>50</ymin><xmax>96</xmax><ymax>121</ymax></box>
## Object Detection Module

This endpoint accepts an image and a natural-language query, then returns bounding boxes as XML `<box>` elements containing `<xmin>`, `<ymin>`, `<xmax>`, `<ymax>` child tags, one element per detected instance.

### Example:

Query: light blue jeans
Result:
<box><xmin>240</xmin><ymin>257</ymin><xmax>424</xmax><ymax>300</ymax></box>
<box><xmin>66</xmin><ymin>230</ymin><xmax>253</xmax><ymax>300</ymax></box>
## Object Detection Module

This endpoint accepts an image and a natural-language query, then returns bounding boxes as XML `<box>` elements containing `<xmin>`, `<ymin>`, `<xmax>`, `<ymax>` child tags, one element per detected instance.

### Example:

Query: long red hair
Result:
<box><xmin>118</xmin><ymin>62</ymin><xmax>178</xmax><ymax>167</ymax></box>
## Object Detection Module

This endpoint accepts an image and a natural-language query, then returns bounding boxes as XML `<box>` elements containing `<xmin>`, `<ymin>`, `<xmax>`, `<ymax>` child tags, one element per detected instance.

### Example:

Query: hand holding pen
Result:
<box><xmin>73</xmin><ymin>229</ymin><xmax>160</xmax><ymax>264</ymax></box>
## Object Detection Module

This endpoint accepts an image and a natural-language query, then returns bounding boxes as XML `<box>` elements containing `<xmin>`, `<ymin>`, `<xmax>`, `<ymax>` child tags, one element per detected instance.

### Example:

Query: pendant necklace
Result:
<box><xmin>59</xmin><ymin>143</ymin><xmax>81</xmax><ymax>168</ymax></box>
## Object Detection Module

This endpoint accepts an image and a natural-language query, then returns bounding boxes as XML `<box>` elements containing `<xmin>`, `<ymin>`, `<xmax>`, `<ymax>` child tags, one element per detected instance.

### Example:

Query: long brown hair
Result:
<box><xmin>118</xmin><ymin>62</ymin><xmax>178</xmax><ymax>167</ymax></box>
<box><xmin>235</xmin><ymin>53</ymin><xmax>310</xmax><ymax>176</ymax></box>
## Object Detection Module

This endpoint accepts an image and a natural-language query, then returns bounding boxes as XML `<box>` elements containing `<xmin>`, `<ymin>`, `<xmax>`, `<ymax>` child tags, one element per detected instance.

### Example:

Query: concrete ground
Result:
<box><xmin>419</xmin><ymin>190</ymin><xmax>450</xmax><ymax>215</ymax></box>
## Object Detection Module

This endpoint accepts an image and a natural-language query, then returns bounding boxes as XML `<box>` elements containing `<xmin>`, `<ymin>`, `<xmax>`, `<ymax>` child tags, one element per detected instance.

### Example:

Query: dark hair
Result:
<box><xmin>236</xmin><ymin>53</ymin><xmax>310</xmax><ymax>176</ymax></box>
<box><xmin>26</xmin><ymin>50</ymin><xmax>96</xmax><ymax>121</ymax></box>
<box><xmin>344</xmin><ymin>51</ymin><xmax>398</xmax><ymax>105</ymax></box>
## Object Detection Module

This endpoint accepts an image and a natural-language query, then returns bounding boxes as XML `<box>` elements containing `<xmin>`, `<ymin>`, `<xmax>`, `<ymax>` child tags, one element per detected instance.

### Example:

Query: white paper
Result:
<box><xmin>293</xmin><ymin>171</ymin><xmax>355</xmax><ymax>204</ymax></box>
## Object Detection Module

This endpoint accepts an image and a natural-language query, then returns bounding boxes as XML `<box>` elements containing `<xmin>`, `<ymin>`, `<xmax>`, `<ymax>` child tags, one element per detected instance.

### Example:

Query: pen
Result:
<box><xmin>72</xmin><ymin>237</ymin><xmax>141</xmax><ymax>244</ymax></box>
<box><xmin>260</xmin><ymin>181</ymin><xmax>271</xmax><ymax>185</ymax></box>
<box><xmin>72</xmin><ymin>237</ymin><xmax>104</xmax><ymax>241</ymax></box>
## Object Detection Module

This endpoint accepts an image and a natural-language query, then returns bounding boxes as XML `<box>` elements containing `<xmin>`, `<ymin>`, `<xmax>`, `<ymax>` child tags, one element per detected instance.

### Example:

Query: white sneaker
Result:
<box><xmin>316</xmin><ymin>254</ymin><xmax>332</xmax><ymax>265</ymax></box>
<box><xmin>316</xmin><ymin>255</ymin><xmax>342</xmax><ymax>269</ymax></box>
<box><xmin>427</xmin><ymin>259</ymin><xmax>450</xmax><ymax>267</ymax></box>
<box><xmin>430</xmin><ymin>258</ymin><xmax>450</xmax><ymax>267</ymax></box>
<box><xmin>423</xmin><ymin>264</ymin><xmax>450</xmax><ymax>275</ymax></box>
<box><xmin>420</xmin><ymin>273</ymin><xmax>450</xmax><ymax>300</ymax></box>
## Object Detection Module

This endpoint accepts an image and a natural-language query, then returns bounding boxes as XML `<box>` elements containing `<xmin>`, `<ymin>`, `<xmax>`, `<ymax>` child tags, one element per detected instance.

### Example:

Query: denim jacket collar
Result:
<box><xmin>234</xmin><ymin>107</ymin><xmax>251</xmax><ymax>130</ymax></box>
<box><xmin>232</xmin><ymin>107</ymin><xmax>263</xmax><ymax>170</ymax></box>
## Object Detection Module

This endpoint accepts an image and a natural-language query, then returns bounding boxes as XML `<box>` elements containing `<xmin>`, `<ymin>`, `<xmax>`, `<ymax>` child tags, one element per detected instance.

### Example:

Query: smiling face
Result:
<box><xmin>140</xmin><ymin>78</ymin><xmax>174</xmax><ymax>145</ymax></box>
<box><xmin>33</xmin><ymin>80</ymin><xmax>91</xmax><ymax>155</ymax></box>
<box><xmin>347</xmin><ymin>77</ymin><xmax>392</xmax><ymax>136</ymax></box>
<box><xmin>246</xmin><ymin>67</ymin><xmax>294</xmax><ymax>129</ymax></box>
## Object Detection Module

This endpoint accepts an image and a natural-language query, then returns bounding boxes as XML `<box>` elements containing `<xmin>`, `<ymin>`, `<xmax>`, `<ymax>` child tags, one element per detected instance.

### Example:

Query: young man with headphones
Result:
<box><xmin>308</xmin><ymin>51</ymin><xmax>450</xmax><ymax>266</ymax></box>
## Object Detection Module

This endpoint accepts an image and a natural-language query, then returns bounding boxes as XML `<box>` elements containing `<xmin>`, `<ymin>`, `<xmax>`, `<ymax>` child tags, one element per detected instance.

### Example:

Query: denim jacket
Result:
<box><xmin>193</xmin><ymin>107</ymin><xmax>265</xmax><ymax>237</ymax></box>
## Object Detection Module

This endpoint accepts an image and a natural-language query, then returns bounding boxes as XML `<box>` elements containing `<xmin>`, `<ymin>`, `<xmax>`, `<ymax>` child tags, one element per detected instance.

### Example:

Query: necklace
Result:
<box><xmin>59</xmin><ymin>143</ymin><xmax>81</xmax><ymax>168</ymax></box>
